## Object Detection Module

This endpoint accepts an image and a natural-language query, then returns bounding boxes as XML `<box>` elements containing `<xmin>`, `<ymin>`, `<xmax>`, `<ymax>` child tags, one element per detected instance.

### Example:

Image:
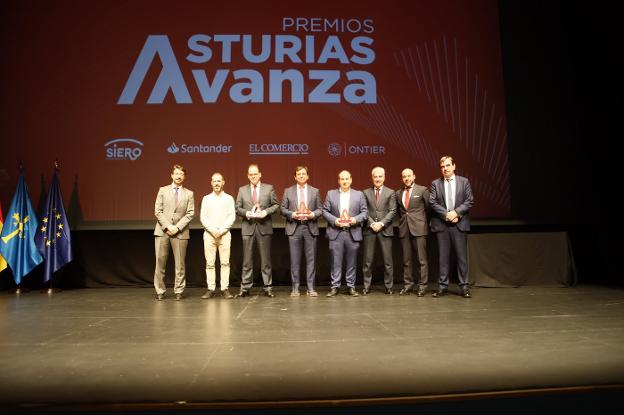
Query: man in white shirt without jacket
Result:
<box><xmin>200</xmin><ymin>172</ymin><xmax>236</xmax><ymax>299</ymax></box>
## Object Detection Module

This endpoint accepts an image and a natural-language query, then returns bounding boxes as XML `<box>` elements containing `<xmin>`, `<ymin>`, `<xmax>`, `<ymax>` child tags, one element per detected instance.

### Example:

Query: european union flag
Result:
<box><xmin>0</xmin><ymin>165</ymin><xmax>43</xmax><ymax>284</ymax></box>
<box><xmin>35</xmin><ymin>163</ymin><xmax>73</xmax><ymax>283</ymax></box>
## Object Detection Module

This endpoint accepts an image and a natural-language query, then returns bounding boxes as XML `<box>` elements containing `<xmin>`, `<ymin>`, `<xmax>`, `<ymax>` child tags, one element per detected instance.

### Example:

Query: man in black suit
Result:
<box><xmin>396</xmin><ymin>168</ymin><xmax>430</xmax><ymax>296</ymax></box>
<box><xmin>280</xmin><ymin>166</ymin><xmax>322</xmax><ymax>297</ymax></box>
<box><xmin>235</xmin><ymin>164</ymin><xmax>279</xmax><ymax>297</ymax></box>
<box><xmin>362</xmin><ymin>167</ymin><xmax>397</xmax><ymax>295</ymax></box>
<box><xmin>429</xmin><ymin>156</ymin><xmax>474</xmax><ymax>298</ymax></box>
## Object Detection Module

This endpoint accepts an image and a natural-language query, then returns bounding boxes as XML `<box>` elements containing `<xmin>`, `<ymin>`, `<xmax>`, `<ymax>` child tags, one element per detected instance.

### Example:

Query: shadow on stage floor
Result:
<box><xmin>1</xmin><ymin>285</ymin><xmax>623</xmax><ymax>413</ymax></box>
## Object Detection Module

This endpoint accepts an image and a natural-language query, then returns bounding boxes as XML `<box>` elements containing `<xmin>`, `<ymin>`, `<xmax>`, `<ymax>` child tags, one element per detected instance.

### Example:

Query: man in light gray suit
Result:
<box><xmin>235</xmin><ymin>164</ymin><xmax>279</xmax><ymax>297</ymax></box>
<box><xmin>322</xmin><ymin>170</ymin><xmax>368</xmax><ymax>297</ymax></box>
<box><xmin>396</xmin><ymin>168</ymin><xmax>430</xmax><ymax>296</ymax></box>
<box><xmin>153</xmin><ymin>164</ymin><xmax>195</xmax><ymax>301</ymax></box>
<box><xmin>280</xmin><ymin>166</ymin><xmax>322</xmax><ymax>297</ymax></box>
<box><xmin>429</xmin><ymin>156</ymin><xmax>474</xmax><ymax>298</ymax></box>
<box><xmin>362</xmin><ymin>167</ymin><xmax>397</xmax><ymax>295</ymax></box>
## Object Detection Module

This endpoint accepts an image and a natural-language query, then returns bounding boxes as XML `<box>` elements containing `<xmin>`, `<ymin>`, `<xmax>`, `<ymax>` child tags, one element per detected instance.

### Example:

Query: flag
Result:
<box><xmin>0</xmin><ymin>202</ymin><xmax>8</xmax><ymax>272</ymax></box>
<box><xmin>35</xmin><ymin>163</ymin><xmax>73</xmax><ymax>283</ymax></box>
<box><xmin>0</xmin><ymin>165</ymin><xmax>43</xmax><ymax>284</ymax></box>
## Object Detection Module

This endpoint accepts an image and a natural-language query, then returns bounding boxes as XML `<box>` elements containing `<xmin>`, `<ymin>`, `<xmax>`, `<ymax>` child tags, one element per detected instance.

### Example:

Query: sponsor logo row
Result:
<box><xmin>104</xmin><ymin>139</ymin><xmax>385</xmax><ymax>161</ymax></box>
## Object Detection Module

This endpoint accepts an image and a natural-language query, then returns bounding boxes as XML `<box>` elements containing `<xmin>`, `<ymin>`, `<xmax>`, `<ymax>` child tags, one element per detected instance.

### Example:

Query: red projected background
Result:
<box><xmin>0</xmin><ymin>0</ymin><xmax>509</xmax><ymax>226</ymax></box>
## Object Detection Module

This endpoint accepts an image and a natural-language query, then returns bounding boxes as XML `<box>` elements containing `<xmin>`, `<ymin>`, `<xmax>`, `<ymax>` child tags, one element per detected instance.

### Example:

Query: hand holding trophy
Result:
<box><xmin>294</xmin><ymin>202</ymin><xmax>311</xmax><ymax>221</ymax></box>
<box><xmin>338</xmin><ymin>208</ymin><xmax>352</xmax><ymax>227</ymax></box>
<box><xmin>248</xmin><ymin>203</ymin><xmax>264</xmax><ymax>219</ymax></box>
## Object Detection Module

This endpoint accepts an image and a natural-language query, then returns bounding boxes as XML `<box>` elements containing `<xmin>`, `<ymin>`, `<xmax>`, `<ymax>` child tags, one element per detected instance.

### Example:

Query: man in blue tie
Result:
<box><xmin>429</xmin><ymin>156</ymin><xmax>474</xmax><ymax>298</ymax></box>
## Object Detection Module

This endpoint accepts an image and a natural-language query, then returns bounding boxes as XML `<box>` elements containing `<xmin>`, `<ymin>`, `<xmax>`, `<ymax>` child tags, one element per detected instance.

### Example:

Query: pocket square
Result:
<box><xmin>412</xmin><ymin>195</ymin><xmax>420</xmax><ymax>198</ymax></box>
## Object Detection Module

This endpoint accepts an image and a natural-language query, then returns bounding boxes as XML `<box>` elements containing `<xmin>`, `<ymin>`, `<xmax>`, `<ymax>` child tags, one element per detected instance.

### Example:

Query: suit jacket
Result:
<box><xmin>154</xmin><ymin>184</ymin><xmax>195</xmax><ymax>239</ymax></box>
<box><xmin>363</xmin><ymin>186</ymin><xmax>396</xmax><ymax>237</ymax></box>
<box><xmin>395</xmin><ymin>184</ymin><xmax>430</xmax><ymax>238</ymax></box>
<box><xmin>322</xmin><ymin>188</ymin><xmax>368</xmax><ymax>241</ymax></box>
<box><xmin>280</xmin><ymin>184</ymin><xmax>322</xmax><ymax>236</ymax></box>
<box><xmin>429</xmin><ymin>175</ymin><xmax>474</xmax><ymax>233</ymax></box>
<box><xmin>235</xmin><ymin>183</ymin><xmax>279</xmax><ymax>236</ymax></box>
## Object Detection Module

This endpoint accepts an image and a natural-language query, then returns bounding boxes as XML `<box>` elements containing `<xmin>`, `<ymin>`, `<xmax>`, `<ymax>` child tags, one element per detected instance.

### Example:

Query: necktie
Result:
<box><xmin>299</xmin><ymin>186</ymin><xmax>306</xmax><ymax>208</ymax></box>
<box><xmin>446</xmin><ymin>179</ymin><xmax>454</xmax><ymax>211</ymax></box>
<box><xmin>252</xmin><ymin>185</ymin><xmax>258</xmax><ymax>204</ymax></box>
<box><xmin>174</xmin><ymin>187</ymin><xmax>179</xmax><ymax>206</ymax></box>
<box><xmin>404</xmin><ymin>187</ymin><xmax>410</xmax><ymax>209</ymax></box>
<box><xmin>375</xmin><ymin>187</ymin><xmax>380</xmax><ymax>204</ymax></box>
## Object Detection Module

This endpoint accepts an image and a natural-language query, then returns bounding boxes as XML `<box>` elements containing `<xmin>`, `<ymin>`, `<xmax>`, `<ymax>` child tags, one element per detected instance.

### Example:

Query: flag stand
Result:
<box><xmin>41</xmin><ymin>278</ymin><xmax>62</xmax><ymax>294</ymax></box>
<box><xmin>12</xmin><ymin>284</ymin><xmax>30</xmax><ymax>294</ymax></box>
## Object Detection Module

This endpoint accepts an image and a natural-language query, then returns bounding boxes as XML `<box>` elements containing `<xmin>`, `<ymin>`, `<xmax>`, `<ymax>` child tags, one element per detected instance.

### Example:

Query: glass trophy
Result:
<box><xmin>249</xmin><ymin>203</ymin><xmax>263</xmax><ymax>218</ymax></box>
<box><xmin>295</xmin><ymin>202</ymin><xmax>311</xmax><ymax>220</ymax></box>
<box><xmin>338</xmin><ymin>209</ymin><xmax>351</xmax><ymax>225</ymax></box>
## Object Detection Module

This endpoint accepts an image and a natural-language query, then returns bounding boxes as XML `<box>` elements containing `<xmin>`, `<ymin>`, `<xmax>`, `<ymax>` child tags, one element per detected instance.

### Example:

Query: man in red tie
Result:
<box><xmin>235</xmin><ymin>164</ymin><xmax>279</xmax><ymax>297</ymax></box>
<box><xmin>362</xmin><ymin>167</ymin><xmax>397</xmax><ymax>295</ymax></box>
<box><xmin>395</xmin><ymin>168</ymin><xmax>430</xmax><ymax>296</ymax></box>
<box><xmin>280</xmin><ymin>166</ymin><xmax>322</xmax><ymax>297</ymax></box>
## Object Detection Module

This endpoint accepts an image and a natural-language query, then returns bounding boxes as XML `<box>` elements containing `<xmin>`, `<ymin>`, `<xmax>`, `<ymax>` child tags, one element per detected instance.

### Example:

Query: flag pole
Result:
<box><xmin>44</xmin><ymin>159</ymin><xmax>63</xmax><ymax>294</ymax></box>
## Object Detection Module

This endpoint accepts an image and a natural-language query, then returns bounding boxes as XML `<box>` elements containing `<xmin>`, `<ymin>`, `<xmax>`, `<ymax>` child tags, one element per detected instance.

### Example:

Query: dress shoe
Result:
<box><xmin>362</xmin><ymin>287</ymin><xmax>370</xmax><ymax>295</ymax></box>
<box><xmin>416</xmin><ymin>286</ymin><xmax>427</xmax><ymax>297</ymax></box>
<box><xmin>307</xmin><ymin>290</ymin><xmax>318</xmax><ymax>297</ymax></box>
<box><xmin>156</xmin><ymin>293</ymin><xmax>164</xmax><ymax>301</ymax></box>
<box><xmin>235</xmin><ymin>290</ymin><xmax>250</xmax><ymax>298</ymax></box>
<box><xmin>201</xmin><ymin>290</ymin><xmax>216</xmax><ymax>299</ymax></box>
<box><xmin>175</xmin><ymin>293</ymin><xmax>183</xmax><ymax>301</ymax></box>
<box><xmin>432</xmin><ymin>289</ymin><xmax>448</xmax><ymax>298</ymax></box>
<box><xmin>385</xmin><ymin>288</ymin><xmax>393</xmax><ymax>295</ymax></box>
<box><xmin>221</xmin><ymin>289</ymin><xmax>234</xmax><ymax>299</ymax></box>
<box><xmin>399</xmin><ymin>287</ymin><xmax>413</xmax><ymax>295</ymax></box>
<box><xmin>290</xmin><ymin>289</ymin><xmax>300</xmax><ymax>297</ymax></box>
<box><xmin>348</xmin><ymin>287</ymin><xmax>359</xmax><ymax>297</ymax></box>
<box><xmin>264</xmin><ymin>288</ymin><xmax>275</xmax><ymax>298</ymax></box>
<box><xmin>326</xmin><ymin>287</ymin><xmax>339</xmax><ymax>297</ymax></box>
<box><xmin>461</xmin><ymin>288</ymin><xmax>472</xmax><ymax>298</ymax></box>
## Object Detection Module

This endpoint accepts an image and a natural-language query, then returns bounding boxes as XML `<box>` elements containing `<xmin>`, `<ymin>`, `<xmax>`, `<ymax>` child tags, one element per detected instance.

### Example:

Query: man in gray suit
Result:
<box><xmin>429</xmin><ymin>156</ymin><xmax>474</xmax><ymax>298</ymax></box>
<box><xmin>153</xmin><ymin>164</ymin><xmax>195</xmax><ymax>301</ymax></box>
<box><xmin>362</xmin><ymin>167</ymin><xmax>397</xmax><ymax>295</ymax></box>
<box><xmin>322</xmin><ymin>170</ymin><xmax>368</xmax><ymax>297</ymax></box>
<box><xmin>235</xmin><ymin>164</ymin><xmax>279</xmax><ymax>297</ymax></box>
<box><xmin>280</xmin><ymin>166</ymin><xmax>322</xmax><ymax>297</ymax></box>
<box><xmin>396</xmin><ymin>168</ymin><xmax>430</xmax><ymax>296</ymax></box>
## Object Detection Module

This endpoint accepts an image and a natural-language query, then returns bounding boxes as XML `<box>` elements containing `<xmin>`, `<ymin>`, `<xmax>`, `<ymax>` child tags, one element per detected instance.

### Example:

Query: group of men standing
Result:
<box><xmin>152</xmin><ymin>156</ymin><xmax>474</xmax><ymax>301</ymax></box>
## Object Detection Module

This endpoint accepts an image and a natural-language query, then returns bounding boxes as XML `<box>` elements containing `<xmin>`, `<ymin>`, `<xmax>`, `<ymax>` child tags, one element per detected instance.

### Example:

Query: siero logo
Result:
<box><xmin>167</xmin><ymin>142</ymin><xmax>232</xmax><ymax>154</ymax></box>
<box><xmin>249</xmin><ymin>143</ymin><xmax>309</xmax><ymax>155</ymax></box>
<box><xmin>105</xmin><ymin>138</ymin><xmax>143</xmax><ymax>161</ymax></box>
<box><xmin>328</xmin><ymin>142</ymin><xmax>385</xmax><ymax>157</ymax></box>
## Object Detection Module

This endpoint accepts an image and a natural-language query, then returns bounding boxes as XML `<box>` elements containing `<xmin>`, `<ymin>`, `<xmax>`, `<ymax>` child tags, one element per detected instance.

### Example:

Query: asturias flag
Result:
<box><xmin>0</xmin><ymin>165</ymin><xmax>43</xmax><ymax>284</ymax></box>
<box><xmin>0</xmin><ymin>202</ymin><xmax>7</xmax><ymax>273</ymax></box>
<box><xmin>35</xmin><ymin>163</ymin><xmax>73</xmax><ymax>282</ymax></box>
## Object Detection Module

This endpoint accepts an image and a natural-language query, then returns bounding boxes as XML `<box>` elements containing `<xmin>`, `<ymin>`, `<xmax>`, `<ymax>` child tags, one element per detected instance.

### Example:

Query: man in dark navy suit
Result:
<box><xmin>429</xmin><ymin>156</ymin><xmax>474</xmax><ymax>298</ymax></box>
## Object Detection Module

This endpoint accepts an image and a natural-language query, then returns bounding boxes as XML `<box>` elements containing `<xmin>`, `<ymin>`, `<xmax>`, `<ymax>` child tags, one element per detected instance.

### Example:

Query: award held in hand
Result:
<box><xmin>338</xmin><ymin>209</ymin><xmax>351</xmax><ymax>225</ymax></box>
<box><xmin>295</xmin><ymin>202</ymin><xmax>310</xmax><ymax>221</ymax></box>
<box><xmin>249</xmin><ymin>203</ymin><xmax>263</xmax><ymax>218</ymax></box>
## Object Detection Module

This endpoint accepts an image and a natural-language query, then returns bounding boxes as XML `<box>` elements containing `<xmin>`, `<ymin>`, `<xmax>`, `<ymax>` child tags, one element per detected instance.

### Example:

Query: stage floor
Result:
<box><xmin>1</xmin><ymin>285</ymin><xmax>623</xmax><ymax>409</ymax></box>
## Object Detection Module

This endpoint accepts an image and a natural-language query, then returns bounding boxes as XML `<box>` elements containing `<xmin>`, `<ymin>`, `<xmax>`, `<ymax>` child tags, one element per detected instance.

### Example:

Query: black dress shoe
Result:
<box><xmin>348</xmin><ymin>287</ymin><xmax>359</xmax><ymax>297</ymax></box>
<box><xmin>416</xmin><ymin>287</ymin><xmax>426</xmax><ymax>297</ymax></box>
<box><xmin>399</xmin><ymin>287</ymin><xmax>413</xmax><ymax>295</ymax></box>
<box><xmin>156</xmin><ymin>293</ymin><xmax>164</xmax><ymax>301</ymax></box>
<box><xmin>326</xmin><ymin>287</ymin><xmax>339</xmax><ymax>297</ymax></box>
<box><xmin>432</xmin><ymin>289</ymin><xmax>448</xmax><ymax>298</ymax></box>
<box><xmin>235</xmin><ymin>290</ymin><xmax>250</xmax><ymax>298</ymax></box>
<box><xmin>264</xmin><ymin>288</ymin><xmax>275</xmax><ymax>298</ymax></box>
<box><xmin>461</xmin><ymin>288</ymin><xmax>472</xmax><ymax>298</ymax></box>
<box><xmin>385</xmin><ymin>288</ymin><xmax>393</xmax><ymax>295</ymax></box>
<box><xmin>201</xmin><ymin>290</ymin><xmax>215</xmax><ymax>299</ymax></box>
<box><xmin>175</xmin><ymin>293</ymin><xmax>183</xmax><ymax>301</ymax></box>
<box><xmin>221</xmin><ymin>289</ymin><xmax>234</xmax><ymax>299</ymax></box>
<box><xmin>362</xmin><ymin>287</ymin><xmax>370</xmax><ymax>295</ymax></box>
